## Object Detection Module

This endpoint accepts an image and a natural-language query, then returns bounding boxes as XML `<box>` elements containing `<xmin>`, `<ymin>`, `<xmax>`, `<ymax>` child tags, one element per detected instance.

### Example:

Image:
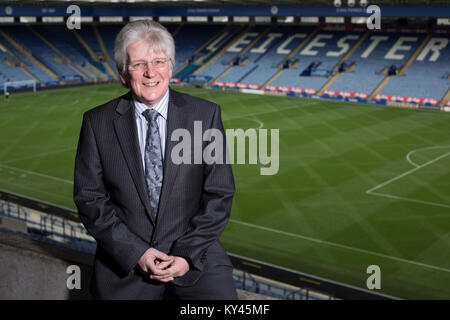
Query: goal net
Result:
<box><xmin>3</xmin><ymin>80</ymin><xmax>37</xmax><ymax>95</ymax></box>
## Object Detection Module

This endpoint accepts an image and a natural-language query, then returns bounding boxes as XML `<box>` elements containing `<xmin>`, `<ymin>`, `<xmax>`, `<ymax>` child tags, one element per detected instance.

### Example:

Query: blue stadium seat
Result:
<box><xmin>0</xmin><ymin>23</ymin><xmax>447</xmax><ymax>102</ymax></box>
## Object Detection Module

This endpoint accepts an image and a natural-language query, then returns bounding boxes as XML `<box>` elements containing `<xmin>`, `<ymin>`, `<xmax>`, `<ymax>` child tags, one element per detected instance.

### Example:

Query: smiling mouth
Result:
<box><xmin>143</xmin><ymin>81</ymin><xmax>159</xmax><ymax>87</ymax></box>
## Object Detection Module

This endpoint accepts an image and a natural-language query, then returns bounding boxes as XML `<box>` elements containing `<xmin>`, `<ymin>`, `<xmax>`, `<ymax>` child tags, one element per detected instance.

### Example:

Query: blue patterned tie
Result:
<box><xmin>142</xmin><ymin>108</ymin><xmax>163</xmax><ymax>219</ymax></box>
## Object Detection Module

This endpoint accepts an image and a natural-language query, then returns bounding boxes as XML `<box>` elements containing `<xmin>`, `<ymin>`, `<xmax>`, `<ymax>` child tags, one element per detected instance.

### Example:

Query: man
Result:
<box><xmin>73</xmin><ymin>20</ymin><xmax>237</xmax><ymax>300</ymax></box>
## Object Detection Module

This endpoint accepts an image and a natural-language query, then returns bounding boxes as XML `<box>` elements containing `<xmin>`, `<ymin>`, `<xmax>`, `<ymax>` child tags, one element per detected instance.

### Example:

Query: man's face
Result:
<box><xmin>121</xmin><ymin>39</ymin><xmax>172</xmax><ymax>107</ymax></box>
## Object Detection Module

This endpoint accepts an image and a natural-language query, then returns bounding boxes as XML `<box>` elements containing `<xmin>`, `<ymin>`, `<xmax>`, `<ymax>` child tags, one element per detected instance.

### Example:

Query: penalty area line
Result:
<box><xmin>366</xmin><ymin>151</ymin><xmax>450</xmax><ymax>194</ymax></box>
<box><xmin>365</xmin><ymin>151</ymin><xmax>450</xmax><ymax>209</ymax></box>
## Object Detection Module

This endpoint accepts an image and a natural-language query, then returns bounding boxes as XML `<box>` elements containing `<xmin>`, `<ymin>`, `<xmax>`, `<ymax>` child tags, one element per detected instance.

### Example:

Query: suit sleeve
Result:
<box><xmin>73</xmin><ymin>113</ymin><xmax>149</xmax><ymax>275</ymax></box>
<box><xmin>170</xmin><ymin>105</ymin><xmax>235</xmax><ymax>271</ymax></box>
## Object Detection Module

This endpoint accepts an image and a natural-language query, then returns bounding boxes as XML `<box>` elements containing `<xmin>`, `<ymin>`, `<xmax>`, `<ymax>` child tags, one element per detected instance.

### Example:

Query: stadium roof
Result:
<box><xmin>1</xmin><ymin>0</ymin><xmax>447</xmax><ymax>6</ymax></box>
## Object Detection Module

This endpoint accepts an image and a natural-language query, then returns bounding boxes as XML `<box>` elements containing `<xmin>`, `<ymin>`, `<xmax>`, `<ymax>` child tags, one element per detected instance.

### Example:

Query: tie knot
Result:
<box><xmin>142</xmin><ymin>108</ymin><xmax>159</xmax><ymax>123</ymax></box>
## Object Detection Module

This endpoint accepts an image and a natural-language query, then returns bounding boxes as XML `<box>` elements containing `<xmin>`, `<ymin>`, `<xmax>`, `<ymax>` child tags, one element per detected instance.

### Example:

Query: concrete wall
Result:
<box><xmin>0</xmin><ymin>229</ymin><xmax>271</xmax><ymax>300</ymax></box>
<box><xmin>0</xmin><ymin>230</ymin><xmax>93</xmax><ymax>300</ymax></box>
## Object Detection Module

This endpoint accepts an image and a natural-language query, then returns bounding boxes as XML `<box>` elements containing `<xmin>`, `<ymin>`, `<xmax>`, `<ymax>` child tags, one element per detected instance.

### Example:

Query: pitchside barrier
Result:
<box><xmin>207</xmin><ymin>80</ymin><xmax>449</xmax><ymax>110</ymax></box>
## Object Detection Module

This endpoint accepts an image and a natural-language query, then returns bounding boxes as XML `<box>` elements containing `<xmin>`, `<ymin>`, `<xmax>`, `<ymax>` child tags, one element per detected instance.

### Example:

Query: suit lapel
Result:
<box><xmin>113</xmin><ymin>93</ymin><xmax>155</xmax><ymax>225</ymax></box>
<box><xmin>158</xmin><ymin>89</ymin><xmax>186</xmax><ymax>217</ymax></box>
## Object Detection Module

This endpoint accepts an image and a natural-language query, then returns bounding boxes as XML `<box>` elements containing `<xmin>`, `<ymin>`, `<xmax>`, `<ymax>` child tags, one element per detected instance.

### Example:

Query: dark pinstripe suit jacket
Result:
<box><xmin>73</xmin><ymin>88</ymin><xmax>235</xmax><ymax>299</ymax></box>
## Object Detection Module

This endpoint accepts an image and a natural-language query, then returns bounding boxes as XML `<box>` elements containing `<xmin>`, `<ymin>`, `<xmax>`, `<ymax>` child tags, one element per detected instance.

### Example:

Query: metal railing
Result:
<box><xmin>0</xmin><ymin>190</ymin><xmax>396</xmax><ymax>300</ymax></box>
<box><xmin>0</xmin><ymin>199</ymin><xmax>96</xmax><ymax>254</ymax></box>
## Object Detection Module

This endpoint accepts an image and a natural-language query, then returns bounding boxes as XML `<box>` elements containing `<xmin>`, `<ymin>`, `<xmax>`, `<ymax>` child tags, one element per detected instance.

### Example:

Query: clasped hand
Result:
<box><xmin>137</xmin><ymin>248</ymin><xmax>190</xmax><ymax>282</ymax></box>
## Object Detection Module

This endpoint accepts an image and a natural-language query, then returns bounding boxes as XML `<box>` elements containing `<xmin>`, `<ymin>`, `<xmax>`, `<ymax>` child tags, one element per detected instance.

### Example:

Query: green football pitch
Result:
<box><xmin>0</xmin><ymin>83</ymin><xmax>449</xmax><ymax>299</ymax></box>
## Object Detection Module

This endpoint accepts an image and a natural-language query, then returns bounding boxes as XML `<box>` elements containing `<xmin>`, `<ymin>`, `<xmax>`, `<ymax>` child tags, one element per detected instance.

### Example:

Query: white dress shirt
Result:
<box><xmin>133</xmin><ymin>90</ymin><xmax>169</xmax><ymax>168</ymax></box>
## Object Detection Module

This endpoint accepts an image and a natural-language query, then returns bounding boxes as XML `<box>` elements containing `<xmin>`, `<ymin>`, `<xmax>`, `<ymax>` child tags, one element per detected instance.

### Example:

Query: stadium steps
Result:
<box><xmin>193</xmin><ymin>26</ymin><xmax>251</xmax><ymax>75</ymax></box>
<box><xmin>0</xmin><ymin>39</ymin><xmax>15</xmax><ymax>58</ymax></box>
<box><xmin>82</xmin><ymin>62</ymin><xmax>109</xmax><ymax>82</ymax></box>
<box><xmin>93</xmin><ymin>25</ymin><xmax>118</xmax><ymax>81</ymax></box>
<box><xmin>0</xmin><ymin>30</ymin><xmax>59</xmax><ymax>82</ymax></box>
<box><xmin>369</xmin><ymin>34</ymin><xmax>431</xmax><ymax>99</ymax></box>
<box><xmin>173</xmin><ymin>62</ymin><xmax>197</xmax><ymax>79</ymax></box>
<box><xmin>172</xmin><ymin>24</ymin><xmax>183</xmax><ymax>38</ymax></box>
<box><xmin>277</xmin><ymin>26</ymin><xmax>320</xmax><ymax>69</ymax></box>
<box><xmin>173</xmin><ymin>27</ymin><xmax>228</xmax><ymax>77</ymax></box>
<box><xmin>93</xmin><ymin>25</ymin><xmax>112</xmax><ymax>62</ymax></box>
<box><xmin>70</xmin><ymin>63</ymin><xmax>92</xmax><ymax>81</ymax></box>
<box><xmin>379</xmin><ymin>66</ymin><xmax>389</xmax><ymax>75</ymax></box>
<box><xmin>71</xmin><ymin>64</ymin><xmax>94</xmax><ymax>81</ymax></box>
<box><xmin>215</xmin><ymin>65</ymin><xmax>233</xmax><ymax>81</ymax></box>
<box><xmin>215</xmin><ymin>27</ymin><xmax>271</xmax><ymax>82</ymax></box>
<box><xmin>174</xmin><ymin>64</ymin><xmax>200</xmax><ymax>80</ymax></box>
<box><xmin>262</xmin><ymin>69</ymin><xmax>284</xmax><ymax>88</ymax></box>
<box><xmin>331</xmin><ymin>33</ymin><xmax>369</xmax><ymax>74</ymax></box>
<box><xmin>0</xmin><ymin>39</ymin><xmax>39</xmax><ymax>84</ymax></box>
<box><xmin>319</xmin><ymin>32</ymin><xmax>369</xmax><ymax>94</ymax></box>
<box><xmin>237</xmin><ymin>64</ymin><xmax>259</xmax><ymax>83</ymax></box>
<box><xmin>19</xmin><ymin>66</ymin><xmax>41</xmax><ymax>84</ymax></box>
<box><xmin>174</xmin><ymin>62</ymin><xmax>188</xmax><ymax>76</ymax></box>
<box><xmin>262</xmin><ymin>27</ymin><xmax>320</xmax><ymax>88</ymax></box>
<box><xmin>369</xmin><ymin>75</ymin><xmax>391</xmax><ymax>99</ymax></box>
<box><xmin>318</xmin><ymin>73</ymin><xmax>340</xmax><ymax>94</ymax></box>
<box><xmin>239</xmin><ymin>26</ymin><xmax>272</xmax><ymax>56</ymax></box>
<box><xmin>192</xmin><ymin>26</ymin><xmax>229</xmax><ymax>65</ymax></box>
<box><xmin>72</xmin><ymin>30</ymin><xmax>99</xmax><ymax>62</ymax></box>
<box><xmin>72</xmin><ymin>30</ymin><xmax>109</xmax><ymax>80</ymax></box>
<box><xmin>440</xmin><ymin>88</ymin><xmax>450</xmax><ymax>107</ymax></box>
<box><xmin>27</xmin><ymin>26</ymin><xmax>89</xmax><ymax>82</ymax></box>
<box><xmin>101</xmin><ymin>58</ymin><xmax>117</xmax><ymax>81</ymax></box>
<box><xmin>173</xmin><ymin>26</ymin><xmax>230</xmax><ymax>76</ymax></box>
<box><xmin>398</xmin><ymin>33</ymin><xmax>432</xmax><ymax>75</ymax></box>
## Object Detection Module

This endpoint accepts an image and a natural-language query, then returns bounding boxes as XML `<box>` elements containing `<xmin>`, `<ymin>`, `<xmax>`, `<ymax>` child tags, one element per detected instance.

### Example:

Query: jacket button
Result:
<box><xmin>152</xmin><ymin>241</ymin><xmax>158</xmax><ymax>247</ymax></box>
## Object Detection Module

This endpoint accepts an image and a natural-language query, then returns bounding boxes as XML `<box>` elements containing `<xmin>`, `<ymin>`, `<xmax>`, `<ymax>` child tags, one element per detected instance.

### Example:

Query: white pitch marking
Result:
<box><xmin>252</xmin><ymin>118</ymin><xmax>264</xmax><ymax>129</ymax></box>
<box><xmin>223</xmin><ymin>101</ymin><xmax>317</xmax><ymax>122</ymax></box>
<box><xmin>406</xmin><ymin>146</ymin><xmax>450</xmax><ymax>168</ymax></box>
<box><xmin>367</xmin><ymin>191</ymin><xmax>450</xmax><ymax>209</ymax></box>
<box><xmin>242</xmin><ymin>117</ymin><xmax>264</xmax><ymax>129</ymax></box>
<box><xmin>366</xmin><ymin>151</ymin><xmax>450</xmax><ymax>195</ymax></box>
<box><xmin>229</xmin><ymin>219</ymin><xmax>450</xmax><ymax>274</ymax></box>
<box><xmin>366</xmin><ymin>150</ymin><xmax>450</xmax><ymax>209</ymax></box>
<box><xmin>0</xmin><ymin>163</ymin><xmax>73</xmax><ymax>185</ymax></box>
<box><xmin>2</xmin><ymin>147</ymin><xmax>76</xmax><ymax>164</ymax></box>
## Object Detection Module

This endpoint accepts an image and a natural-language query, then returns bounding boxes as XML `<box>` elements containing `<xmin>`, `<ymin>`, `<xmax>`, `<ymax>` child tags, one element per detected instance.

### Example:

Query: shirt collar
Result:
<box><xmin>133</xmin><ymin>89</ymin><xmax>169</xmax><ymax>120</ymax></box>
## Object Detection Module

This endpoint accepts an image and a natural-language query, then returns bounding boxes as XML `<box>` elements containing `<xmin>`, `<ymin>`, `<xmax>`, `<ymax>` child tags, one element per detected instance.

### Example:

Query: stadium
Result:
<box><xmin>0</xmin><ymin>0</ymin><xmax>449</xmax><ymax>301</ymax></box>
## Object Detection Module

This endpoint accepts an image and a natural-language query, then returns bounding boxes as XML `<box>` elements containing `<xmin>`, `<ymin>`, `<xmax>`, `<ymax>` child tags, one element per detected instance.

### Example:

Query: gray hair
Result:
<box><xmin>114</xmin><ymin>19</ymin><xmax>175</xmax><ymax>76</ymax></box>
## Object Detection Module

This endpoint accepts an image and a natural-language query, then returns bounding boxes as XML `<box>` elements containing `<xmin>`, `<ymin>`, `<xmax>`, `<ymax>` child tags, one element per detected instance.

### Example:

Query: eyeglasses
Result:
<box><xmin>128</xmin><ymin>59</ymin><xmax>168</xmax><ymax>71</ymax></box>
